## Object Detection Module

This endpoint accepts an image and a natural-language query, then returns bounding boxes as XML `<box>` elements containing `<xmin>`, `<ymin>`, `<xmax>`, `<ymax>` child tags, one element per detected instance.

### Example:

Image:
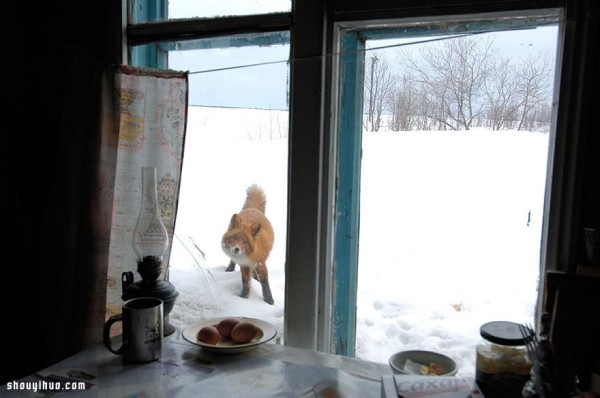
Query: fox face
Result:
<box><xmin>221</xmin><ymin>214</ymin><xmax>263</xmax><ymax>267</ymax></box>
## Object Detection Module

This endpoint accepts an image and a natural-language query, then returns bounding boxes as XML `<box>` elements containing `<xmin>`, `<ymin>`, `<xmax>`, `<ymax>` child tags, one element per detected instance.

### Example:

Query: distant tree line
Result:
<box><xmin>364</xmin><ymin>35</ymin><xmax>555</xmax><ymax>133</ymax></box>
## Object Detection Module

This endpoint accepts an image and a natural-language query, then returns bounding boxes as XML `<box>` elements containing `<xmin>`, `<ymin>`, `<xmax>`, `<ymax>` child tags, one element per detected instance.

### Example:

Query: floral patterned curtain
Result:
<box><xmin>102</xmin><ymin>65</ymin><xmax>189</xmax><ymax>319</ymax></box>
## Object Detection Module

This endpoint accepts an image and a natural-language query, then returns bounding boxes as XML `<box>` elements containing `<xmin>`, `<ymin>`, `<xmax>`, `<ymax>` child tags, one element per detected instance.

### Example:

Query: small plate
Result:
<box><xmin>182</xmin><ymin>316</ymin><xmax>277</xmax><ymax>354</ymax></box>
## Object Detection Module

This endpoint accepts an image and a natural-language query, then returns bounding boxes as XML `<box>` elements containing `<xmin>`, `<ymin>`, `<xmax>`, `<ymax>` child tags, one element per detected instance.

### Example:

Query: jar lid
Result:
<box><xmin>480</xmin><ymin>321</ymin><xmax>532</xmax><ymax>346</ymax></box>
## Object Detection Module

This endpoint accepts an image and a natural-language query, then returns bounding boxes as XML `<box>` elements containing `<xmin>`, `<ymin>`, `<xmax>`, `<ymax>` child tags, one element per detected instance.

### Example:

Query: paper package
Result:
<box><xmin>381</xmin><ymin>375</ymin><xmax>484</xmax><ymax>398</ymax></box>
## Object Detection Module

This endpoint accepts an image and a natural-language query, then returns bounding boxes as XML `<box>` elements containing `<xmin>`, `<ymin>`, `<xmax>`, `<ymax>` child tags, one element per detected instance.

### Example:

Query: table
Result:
<box><xmin>0</xmin><ymin>327</ymin><xmax>392</xmax><ymax>397</ymax></box>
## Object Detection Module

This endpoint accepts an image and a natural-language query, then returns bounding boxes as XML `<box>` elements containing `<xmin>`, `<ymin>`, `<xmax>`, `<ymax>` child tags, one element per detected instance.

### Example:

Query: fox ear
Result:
<box><xmin>250</xmin><ymin>222</ymin><xmax>262</xmax><ymax>236</ymax></box>
<box><xmin>228</xmin><ymin>214</ymin><xmax>242</xmax><ymax>230</ymax></box>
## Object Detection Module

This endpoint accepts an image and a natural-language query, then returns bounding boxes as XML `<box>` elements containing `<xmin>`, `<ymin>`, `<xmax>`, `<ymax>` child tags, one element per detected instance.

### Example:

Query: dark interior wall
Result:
<box><xmin>1</xmin><ymin>2</ymin><xmax>116</xmax><ymax>384</ymax></box>
<box><xmin>565</xmin><ymin>0</ymin><xmax>600</xmax><ymax>267</ymax></box>
<box><xmin>579</xmin><ymin>3</ymin><xmax>600</xmax><ymax>242</ymax></box>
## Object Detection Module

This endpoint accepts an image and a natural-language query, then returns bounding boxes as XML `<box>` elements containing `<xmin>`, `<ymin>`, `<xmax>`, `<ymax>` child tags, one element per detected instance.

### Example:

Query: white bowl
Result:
<box><xmin>389</xmin><ymin>350</ymin><xmax>458</xmax><ymax>376</ymax></box>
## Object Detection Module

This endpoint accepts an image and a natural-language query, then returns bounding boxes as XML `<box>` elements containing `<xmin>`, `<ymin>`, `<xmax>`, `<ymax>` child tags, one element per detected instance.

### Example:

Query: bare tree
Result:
<box><xmin>379</xmin><ymin>34</ymin><xmax>554</xmax><ymax>133</ymax></box>
<box><xmin>364</xmin><ymin>52</ymin><xmax>395</xmax><ymax>132</ymax></box>
<box><xmin>531</xmin><ymin>102</ymin><xmax>553</xmax><ymax>132</ymax></box>
<box><xmin>483</xmin><ymin>57</ymin><xmax>522</xmax><ymax>130</ymax></box>
<box><xmin>387</xmin><ymin>74</ymin><xmax>422</xmax><ymax>131</ymax></box>
<box><xmin>516</xmin><ymin>51</ymin><xmax>554</xmax><ymax>131</ymax></box>
<box><xmin>390</xmin><ymin>46</ymin><xmax>436</xmax><ymax>131</ymax></box>
<box><xmin>397</xmin><ymin>35</ymin><xmax>496</xmax><ymax>130</ymax></box>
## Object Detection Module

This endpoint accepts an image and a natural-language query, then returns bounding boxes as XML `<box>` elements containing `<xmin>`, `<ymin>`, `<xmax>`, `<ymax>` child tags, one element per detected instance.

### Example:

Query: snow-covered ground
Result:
<box><xmin>168</xmin><ymin>106</ymin><xmax>547</xmax><ymax>378</ymax></box>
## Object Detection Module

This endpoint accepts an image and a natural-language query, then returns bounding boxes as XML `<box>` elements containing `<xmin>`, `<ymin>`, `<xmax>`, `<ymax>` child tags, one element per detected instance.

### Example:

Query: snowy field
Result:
<box><xmin>168</xmin><ymin>105</ymin><xmax>548</xmax><ymax>378</ymax></box>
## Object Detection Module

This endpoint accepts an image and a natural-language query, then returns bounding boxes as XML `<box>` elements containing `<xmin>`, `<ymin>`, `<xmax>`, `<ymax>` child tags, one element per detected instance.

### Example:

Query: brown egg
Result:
<box><xmin>217</xmin><ymin>318</ymin><xmax>240</xmax><ymax>339</ymax></box>
<box><xmin>196</xmin><ymin>325</ymin><xmax>221</xmax><ymax>345</ymax></box>
<box><xmin>230</xmin><ymin>321</ymin><xmax>257</xmax><ymax>344</ymax></box>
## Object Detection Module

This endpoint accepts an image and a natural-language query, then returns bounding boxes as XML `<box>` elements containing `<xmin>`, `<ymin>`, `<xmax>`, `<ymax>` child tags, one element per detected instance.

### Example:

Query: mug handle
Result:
<box><xmin>103</xmin><ymin>314</ymin><xmax>126</xmax><ymax>355</ymax></box>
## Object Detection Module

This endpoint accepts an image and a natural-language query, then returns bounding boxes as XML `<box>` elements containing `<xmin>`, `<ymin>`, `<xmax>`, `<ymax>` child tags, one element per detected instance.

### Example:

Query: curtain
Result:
<box><xmin>103</xmin><ymin>65</ymin><xmax>189</xmax><ymax>319</ymax></box>
<box><xmin>1</xmin><ymin>48</ymin><xmax>188</xmax><ymax>384</ymax></box>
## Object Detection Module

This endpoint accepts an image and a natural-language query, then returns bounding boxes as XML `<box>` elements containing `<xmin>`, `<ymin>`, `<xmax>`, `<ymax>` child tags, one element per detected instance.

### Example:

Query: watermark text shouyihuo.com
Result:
<box><xmin>6</xmin><ymin>380</ymin><xmax>87</xmax><ymax>393</ymax></box>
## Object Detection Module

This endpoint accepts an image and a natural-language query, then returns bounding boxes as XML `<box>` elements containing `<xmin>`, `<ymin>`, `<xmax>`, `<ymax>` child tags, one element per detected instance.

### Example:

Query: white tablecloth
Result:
<box><xmin>1</xmin><ymin>327</ymin><xmax>392</xmax><ymax>397</ymax></box>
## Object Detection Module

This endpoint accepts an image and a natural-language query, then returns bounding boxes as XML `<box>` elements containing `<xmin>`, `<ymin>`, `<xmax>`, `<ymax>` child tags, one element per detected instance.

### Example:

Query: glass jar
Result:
<box><xmin>475</xmin><ymin>321</ymin><xmax>533</xmax><ymax>398</ymax></box>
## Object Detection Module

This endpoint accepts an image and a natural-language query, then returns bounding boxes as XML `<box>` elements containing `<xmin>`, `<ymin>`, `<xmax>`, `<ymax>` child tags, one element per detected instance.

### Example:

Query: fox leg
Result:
<box><xmin>255</xmin><ymin>263</ymin><xmax>274</xmax><ymax>305</ymax></box>
<box><xmin>226</xmin><ymin>260</ymin><xmax>236</xmax><ymax>272</ymax></box>
<box><xmin>240</xmin><ymin>266</ymin><xmax>252</xmax><ymax>298</ymax></box>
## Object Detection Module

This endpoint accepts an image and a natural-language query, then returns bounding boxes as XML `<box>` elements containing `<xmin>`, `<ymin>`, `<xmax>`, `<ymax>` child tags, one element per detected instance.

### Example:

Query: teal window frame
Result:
<box><xmin>129</xmin><ymin>0</ymin><xmax>168</xmax><ymax>67</ymax></box>
<box><xmin>332</xmin><ymin>10</ymin><xmax>561</xmax><ymax>356</ymax></box>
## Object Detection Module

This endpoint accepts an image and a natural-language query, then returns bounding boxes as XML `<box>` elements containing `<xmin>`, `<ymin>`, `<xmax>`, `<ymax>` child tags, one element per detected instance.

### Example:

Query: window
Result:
<box><xmin>168</xmin><ymin>0</ymin><xmax>290</xmax><ymax>20</ymax></box>
<box><xmin>163</xmin><ymin>34</ymin><xmax>291</xmax><ymax>338</ymax></box>
<box><xmin>128</xmin><ymin>1</ymin><xmax>291</xmax><ymax>341</ymax></box>
<box><xmin>126</xmin><ymin>1</ymin><xmax>579</xmax><ymax>372</ymax></box>
<box><xmin>331</xmin><ymin>11</ymin><xmax>561</xmax><ymax>376</ymax></box>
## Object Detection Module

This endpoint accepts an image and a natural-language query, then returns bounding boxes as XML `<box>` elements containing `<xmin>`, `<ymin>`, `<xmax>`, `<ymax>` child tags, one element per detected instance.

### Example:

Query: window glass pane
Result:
<box><xmin>132</xmin><ymin>34</ymin><xmax>290</xmax><ymax>342</ymax></box>
<box><xmin>170</xmin><ymin>35</ymin><xmax>289</xmax><ymax>108</ymax></box>
<box><xmin>169</xmin><ymin>0</ymin><xmax>291</xmax><ymax>19</ymax></box>
<box><xmin>353</xmin><ymin>22</ymin><xmax>559</xmax><ymax>378</ymax></box>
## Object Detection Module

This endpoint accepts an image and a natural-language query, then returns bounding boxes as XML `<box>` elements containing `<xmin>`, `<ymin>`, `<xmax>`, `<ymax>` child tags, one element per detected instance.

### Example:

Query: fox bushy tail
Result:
<box><xmin>242</xmin><ymin>184</ymin><xmax>267</xmax><ymax>213</ymax></box>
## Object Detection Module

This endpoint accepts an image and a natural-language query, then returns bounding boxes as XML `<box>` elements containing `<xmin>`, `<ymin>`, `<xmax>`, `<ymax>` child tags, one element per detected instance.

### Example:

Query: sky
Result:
<box><xmin>167</xmin><ymin>25</ymin><xmax>559</xmax><ymax>110</ymax></box>
<box><xmin>167</xmin><ymin>106</ymin><xmax>548</xmax><ymax>379</ymax></box>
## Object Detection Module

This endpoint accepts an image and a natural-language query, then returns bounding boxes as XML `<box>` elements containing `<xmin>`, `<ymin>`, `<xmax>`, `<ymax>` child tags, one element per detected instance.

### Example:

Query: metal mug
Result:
<box><xmin>103</xmin><ymin>297</ymin><xmax>163</xmax><ymax>363</ymax></box>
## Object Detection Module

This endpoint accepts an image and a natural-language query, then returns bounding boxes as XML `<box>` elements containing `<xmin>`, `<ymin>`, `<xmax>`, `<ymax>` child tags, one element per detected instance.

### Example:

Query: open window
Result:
<box><xmin>163</xmin><ymin>34</ymin><xmax>291</xmax><ymax>337</ymax></box>
<box><xmin>126</xmin><ymin>1</ymin><xmax>291</xmax><ymax>342</ymax></box>
<box><xmin>330</xmin><ymin>9</ymin><xmax>563</xmax><ymax>376</ymax></box>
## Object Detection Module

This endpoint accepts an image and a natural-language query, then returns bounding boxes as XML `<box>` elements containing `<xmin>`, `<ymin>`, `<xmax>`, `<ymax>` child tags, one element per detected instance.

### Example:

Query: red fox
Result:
<box><xmin>221</xmin><ymin>184</ymin><xmax>275</xmax><ymax>305</ymax></box>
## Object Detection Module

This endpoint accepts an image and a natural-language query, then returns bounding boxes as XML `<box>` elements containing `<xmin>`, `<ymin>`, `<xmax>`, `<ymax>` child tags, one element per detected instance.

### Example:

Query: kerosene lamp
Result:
<box><xmin>122</xmin><ymin>166</ymin><xmax>179</xmax><ymax>336</ymax></box>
